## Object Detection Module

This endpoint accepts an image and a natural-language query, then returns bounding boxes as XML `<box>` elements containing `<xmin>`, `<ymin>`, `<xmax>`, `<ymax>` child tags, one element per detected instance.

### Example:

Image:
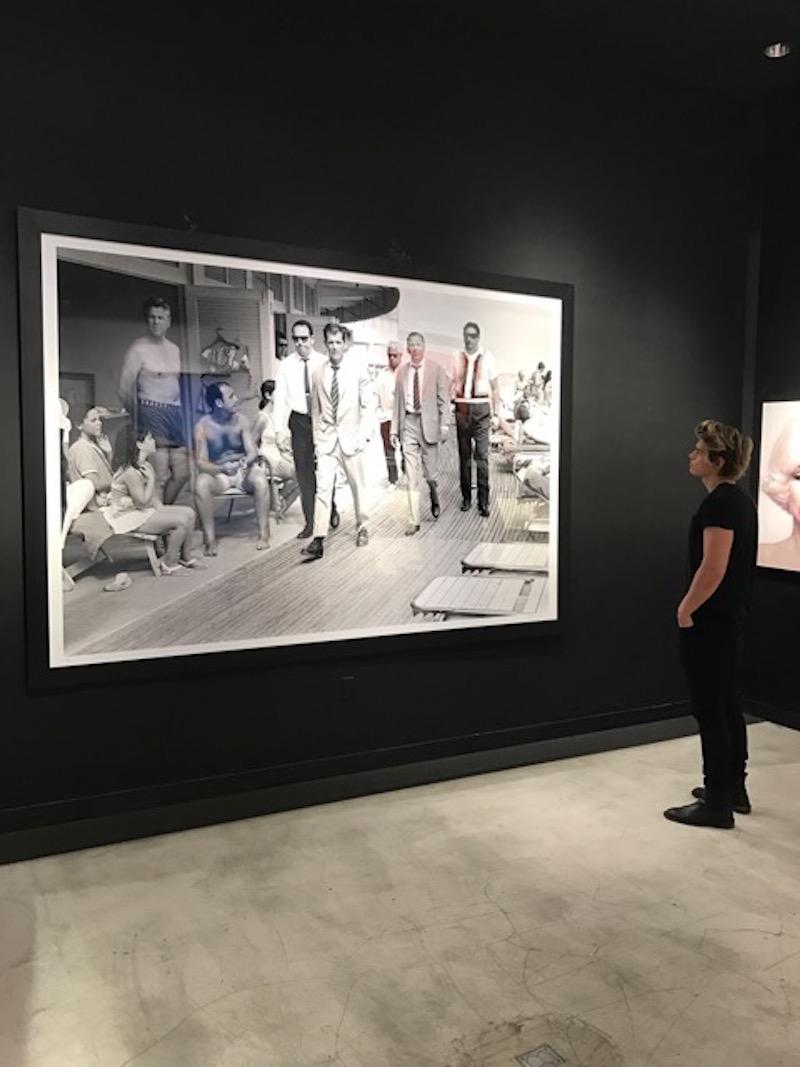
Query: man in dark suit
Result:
<box><xmin>391</xmin><ymin>331</ymin><xmax>450</xmax><ymax>536</ymax></box>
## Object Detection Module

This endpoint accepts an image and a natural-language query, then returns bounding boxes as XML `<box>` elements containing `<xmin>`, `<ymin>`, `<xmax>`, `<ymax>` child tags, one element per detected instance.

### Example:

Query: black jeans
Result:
<box><xmin>679</xmin><ymin>618</ymin><xmax>748</xmax><ymax>809</ymax></box>
<box><xmin>455</xmin><ymin>402</ymin><xmax>490</xmax><ymax>507</ymax></box>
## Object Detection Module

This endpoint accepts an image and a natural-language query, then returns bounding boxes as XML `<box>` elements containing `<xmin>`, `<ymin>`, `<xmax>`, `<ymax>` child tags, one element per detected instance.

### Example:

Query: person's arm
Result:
<box><xmin>677</xmin><ymin>526</ymin><xmax>734</xmax><ymax>627</ymax></box>
<box><xmin>436</xmin><ymin>366</ymin><xmax>449</xmax><ymax>438</ymax></box>
<box><xmin>448</xmin><ymin>354</ymin><xmax>458</xmax><ymax>401</ymax></box>
<box><xmin>72</xmin><ymin>463</ymin><xmax>106</xmax><ymax>493</ymax></box>
<box><xmin>273</xmin><ymin>361</ymin><xmax>291</xmax><ymax>449</ymax></box>
<box><xmin>121</xmin><ymin>464</ymin><xmax>157</xmax><ymax>509</ymax></box>
<box><xmin>310</xmin><ymin>373</ymin><xmax>321</xmax><ymax>449</ymax></box>
<box><xmin>252</xmin><ymin>410</ymin><xmax>265</xmax><ymax>447</ymax></box>
<box><xmin>118</xmin><ymin>343</ymin><xmax>143</xmax><ymax>412</ymax></box>
<box><xmin>357</xmin><ymin>367</ymin><xmax>370</xmax><ymax>446</ymax></box>
<box><xmin>239</xmin><ymin>415</ymin><xmax>258</xmax><ymax>466</ymax></box>
<box><xmin>375</xmin><ymin>372</ymin><xmax>388</xmax><ymax>422</ymax></box>
<box><xmin>194</xmin><ymin>419</ymin><xmax>221</xmax><ymax>476</ymax></box>
<box><xmin>390</xmin><ymin>369</ymin><xmax>402</xmax><ymax>446</ymax></box>
<box><xmin>68</xmin><ymin>442</ymin><xmax>108</xmax><ymax>496</ymax></box>
<box><xmin>489</xmin><ymin>363</ymin><xmax>501</xmax><ymax>418</ymax></box>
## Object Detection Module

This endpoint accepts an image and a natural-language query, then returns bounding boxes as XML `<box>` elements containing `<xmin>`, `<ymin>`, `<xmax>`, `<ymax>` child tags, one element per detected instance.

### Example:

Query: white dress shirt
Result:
<box><xmin>404</xmin><ymin>360</ymin><xmax>428</xmax><ymax>413</ymax></box>
<box><xmin>376</xmin><ymin>365</ymin><xmax>399</xmax><ymax>421</ymax></box>
<box><xmin>273</xmin><ymin>348</ymin><xmax>326</xmax><ymax>435</ymax></box>
<box><xmin>449</xmin><ymin>347</ymin><xmax>498</xmax><ymax>403</ymax></box>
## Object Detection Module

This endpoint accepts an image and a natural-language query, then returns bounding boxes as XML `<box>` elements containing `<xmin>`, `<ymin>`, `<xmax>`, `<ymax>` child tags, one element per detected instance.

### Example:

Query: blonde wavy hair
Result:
<box><xmin>762</xmin><ymin>414</ymin><xmax>800</xmax><ymax>512</ymax></box>
<box><xmin>695</xmin><ymin>419</ymin><xmax>753</xmax><ymax>481</ymax></box>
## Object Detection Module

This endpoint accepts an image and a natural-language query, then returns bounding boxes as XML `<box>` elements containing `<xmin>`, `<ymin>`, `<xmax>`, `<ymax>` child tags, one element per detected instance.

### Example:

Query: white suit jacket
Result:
<box><xmin>310</xmin><ymin>356</ymin><xmax>370</xmax><ymax>457</ymax></box>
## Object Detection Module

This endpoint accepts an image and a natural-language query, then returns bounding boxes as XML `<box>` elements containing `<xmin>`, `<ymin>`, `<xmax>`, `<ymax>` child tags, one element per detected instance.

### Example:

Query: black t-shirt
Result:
<box><xmin>688</xmin><ymin>482</ymin><xmax>758</xmax><ymax>623</ymax></box>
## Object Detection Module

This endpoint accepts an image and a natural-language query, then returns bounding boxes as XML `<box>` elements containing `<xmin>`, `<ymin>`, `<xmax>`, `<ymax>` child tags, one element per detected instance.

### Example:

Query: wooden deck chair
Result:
<box><xmin>410</xmin><ymin>573</ymin><xmax>549</xmax><ymax>621</ymax></box>
<box><xmin>461</xmin><ymin>541</ymin><xmax>549</xmax><ymax>575</ymax></box>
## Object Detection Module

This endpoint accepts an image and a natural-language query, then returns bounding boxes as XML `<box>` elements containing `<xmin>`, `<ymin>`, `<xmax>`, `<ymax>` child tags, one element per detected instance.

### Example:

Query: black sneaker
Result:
<box><xmin>691</xmin><ymin>786</ymin><xmax>751</xmax><ymax>815</ymax></box>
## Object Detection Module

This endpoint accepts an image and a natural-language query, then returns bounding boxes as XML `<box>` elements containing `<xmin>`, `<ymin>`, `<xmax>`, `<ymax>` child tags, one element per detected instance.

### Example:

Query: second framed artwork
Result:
<box><xmin>757</xmin><ymin>400</ymin><xmax>800</xmax><ymax>573</ymax></box>
<box><xmin>18</xmin><ymin>209</ymin><xmax>573</xmax><ymax>682</ymax></box>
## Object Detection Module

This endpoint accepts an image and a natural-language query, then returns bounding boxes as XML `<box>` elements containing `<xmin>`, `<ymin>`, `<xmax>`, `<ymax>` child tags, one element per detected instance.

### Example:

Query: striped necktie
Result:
<box><xmin>330</xmin><ymin>363</ymin><xmax>339</xmax><ymax>423</ymax></box>
<box><xmin>413</xmin><ymin>365</ymin><xmax>421</xmax><ymax>412</ymax></box>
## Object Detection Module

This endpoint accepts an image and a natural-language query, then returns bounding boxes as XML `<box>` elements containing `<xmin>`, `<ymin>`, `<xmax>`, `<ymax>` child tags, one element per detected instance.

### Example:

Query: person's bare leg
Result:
<box><xmin>248</xmin><ymin>467</ymin><xmax>270</xmax><ymax>549</ymax></box>
<box><xmin>137</xmin><ymin>509</ymin><xmax>189</xmax><ymax>567</ymax></box>
<box><xmin>194</xmin><ymin>473</ymin><xmax>219</xmax><ymax>555</ymax></box>
<box><xmin>163</xmin><ymin>447</ymin><xmax>191</xmax><ymax>505</ymax></box>
<box><xmin>150</xmin><ymin>447</ymin><xmax>171</xmax><ymax>500</ymax></box>
<box><xmin>178</xmin><ymin>512</ymin><xmax>198</xmax><ymax>561</ymax></box>
<box><xmin>273</xmin><ymin>457</ymin><xmax>298</xmax><ymax>518</ymax></box>
<box><xmin>279</xmin><ymin>481</ymin><xmax>299</xmax><ymax>518</ymax></box>
<box><xmin>154</xmin><ymin>504</ymin><xmax>197</xmax><ymax>561</ymax></box>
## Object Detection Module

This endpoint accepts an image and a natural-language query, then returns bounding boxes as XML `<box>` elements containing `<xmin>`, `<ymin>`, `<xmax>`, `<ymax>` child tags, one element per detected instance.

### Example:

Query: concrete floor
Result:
<box><xmin>1</xmin><ymin>721</ymin><xmax>799</xmax><ymax>1066</ymax></box>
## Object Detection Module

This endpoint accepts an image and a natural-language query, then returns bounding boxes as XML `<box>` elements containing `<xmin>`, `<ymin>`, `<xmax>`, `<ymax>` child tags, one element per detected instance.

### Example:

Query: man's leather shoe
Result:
<box><xmin>301</xmin><ymin>537</ymin><xmax>323</xmax><ymax>560</ymax></box>
<box><xmin>663</xmin><ymin>800</ymin><xmax>733</xmax><ymax>829</ymax></box>
<box><xmin>296</xmin><ymin>526</ymin><xmax>313</xmax><ymax>539</ymax></box>
<box><xmin>460</xmin><ymin>499</ymin><xmax>471</xmax><ymax>512</ymax></box>
<box><xmin>691</xmin><ymin>786</ymin><xmax>751</xmax><ymax>814</ymax></box>
<box><xmin>430</xmin><ymin>486</ymin><xmax>440</xmax><ymax>519</ymax></box>
<box><xmin>405</xmin><ymin>523</ymin><xmax>420</xmax><ymax>536</ymax></box>
<box><xmin>330</xmin><ymin>507</ymin><xmax>341</xmax><ymax>530</ymax></box>
<box><xmin>356</xmin><ymin>526</ymin><xmax>369</xmax><ymax>547</ymax></box>
<box><xmin>478</xmin><ymin>504</ymin><xmax>490</xmax><ymax>518</ymax></box>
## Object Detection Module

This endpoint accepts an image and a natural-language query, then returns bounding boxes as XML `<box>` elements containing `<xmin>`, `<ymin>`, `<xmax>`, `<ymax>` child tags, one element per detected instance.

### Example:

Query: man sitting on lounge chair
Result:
<box><xmin>194</xmin><ymin>382</ymin><xmax>270</xmax><ymax>554</ymax></box>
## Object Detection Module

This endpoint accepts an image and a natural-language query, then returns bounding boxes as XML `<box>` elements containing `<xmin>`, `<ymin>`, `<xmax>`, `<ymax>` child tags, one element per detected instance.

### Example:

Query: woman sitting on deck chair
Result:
<box><xmin>105</xmin><ymin>426</ymin><xmax>199</xmax><ymax>574</ymax></box>
<box><xmin>253</xmin><ymin>379</ymin><xmax>299</xmax><ymax>518</ymax></box>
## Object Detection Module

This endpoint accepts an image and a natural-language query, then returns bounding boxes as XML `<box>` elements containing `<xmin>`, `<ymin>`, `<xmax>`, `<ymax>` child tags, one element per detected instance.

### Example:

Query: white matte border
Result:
<box><xmin>42</xmin><ymin>232</ymin><xmax>563</xmax><ymax>668</ymax></box>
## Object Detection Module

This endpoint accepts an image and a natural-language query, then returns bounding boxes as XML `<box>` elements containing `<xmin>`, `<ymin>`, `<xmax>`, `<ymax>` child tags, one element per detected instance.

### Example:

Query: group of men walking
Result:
<box><xmin>271</xmin><ymin>319</ymin><xmax>501</xmax><ymax>561</ymax></box>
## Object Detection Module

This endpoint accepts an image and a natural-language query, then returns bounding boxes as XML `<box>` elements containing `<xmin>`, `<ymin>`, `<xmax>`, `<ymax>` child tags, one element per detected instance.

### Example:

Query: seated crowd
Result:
<box><xmin>63</xmin><ymin>379</ymin><xmax>301</xmax><ymax>576</ymax></box>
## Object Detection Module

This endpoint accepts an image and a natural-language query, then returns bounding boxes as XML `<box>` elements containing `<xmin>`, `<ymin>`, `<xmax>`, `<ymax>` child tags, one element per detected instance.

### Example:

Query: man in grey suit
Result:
<box><xmin>301</xmin><ymin>323</ymin><xmax>370</xmax><ymax>561</ymax></box>
<box><xmin>391</xmin><ymin>331</ymin><xmax>450</xmax><ymax>536</ymax></box>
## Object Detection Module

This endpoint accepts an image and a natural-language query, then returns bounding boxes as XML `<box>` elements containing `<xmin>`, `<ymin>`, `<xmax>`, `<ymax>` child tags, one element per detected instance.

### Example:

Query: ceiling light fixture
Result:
<box><xmin>763</xmin><ymin>42</ymin><xmax>792</xmax><ymax>59</ymax></box>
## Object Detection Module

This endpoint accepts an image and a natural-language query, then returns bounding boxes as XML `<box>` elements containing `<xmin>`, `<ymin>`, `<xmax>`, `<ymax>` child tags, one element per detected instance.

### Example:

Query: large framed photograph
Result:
<box><xmin>757</xmin><ymin>400</ymin><xmax>800</xmax><ymax>572</ymax></box>
<box><xmin>18</xmin><ymin>209</ymin><xmax>572</xmax><ymax>685</ymax></box>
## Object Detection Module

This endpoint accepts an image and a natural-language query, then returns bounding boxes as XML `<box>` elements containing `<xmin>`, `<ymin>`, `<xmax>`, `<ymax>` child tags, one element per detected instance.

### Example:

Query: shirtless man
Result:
<box><xmin>118</xmin><ymin>297</ymin><xmax>190</xmax><ymax>504</ymax></box>
<box><xmin>194</xmin><ymin>382</ymin><xmax>270</xmax><ymax>553</ymax></box>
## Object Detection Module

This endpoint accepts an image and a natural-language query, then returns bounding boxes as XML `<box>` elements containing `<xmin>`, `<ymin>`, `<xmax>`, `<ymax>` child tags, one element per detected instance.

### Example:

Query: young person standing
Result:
<box><xmin>664</xmin><ymin>419</ymin><xmax>757</xmax><ymax>830</ymax></box>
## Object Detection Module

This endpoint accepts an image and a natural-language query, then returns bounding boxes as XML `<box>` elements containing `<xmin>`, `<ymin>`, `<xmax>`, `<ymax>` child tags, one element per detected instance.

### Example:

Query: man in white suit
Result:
<box><xmin>391</xmin><ymin>331</ymin><xmax>450</xmax><ymax>536</ymax></box>
<box><xmin>301</xmin><ymin>323</ymin><xmax>370</xmax><ymax>561</ymax></box>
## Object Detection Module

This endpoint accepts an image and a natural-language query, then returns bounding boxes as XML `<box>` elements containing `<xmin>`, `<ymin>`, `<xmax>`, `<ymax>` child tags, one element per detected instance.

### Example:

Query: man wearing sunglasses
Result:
<box><xmin>449</xmin><ymin>322</ymin><xmax>500</xmax><ymax>517</ymax></box>
<box><xmin>274</xmin><ymin>319</ymin><xmax>338</xmax><ymax>538</ymax></box>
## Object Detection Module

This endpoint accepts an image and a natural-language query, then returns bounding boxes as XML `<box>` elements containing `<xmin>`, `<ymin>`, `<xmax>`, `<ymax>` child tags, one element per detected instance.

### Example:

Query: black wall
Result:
<box><xmin>744</xmin><ymin>83</ymin><xmax>800</xmax><ymax>719</ymax></box>
<box><xmin>1</xmin><ymin>10</ymin><xmax>757</xmax><ymax>845</ymax></box>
